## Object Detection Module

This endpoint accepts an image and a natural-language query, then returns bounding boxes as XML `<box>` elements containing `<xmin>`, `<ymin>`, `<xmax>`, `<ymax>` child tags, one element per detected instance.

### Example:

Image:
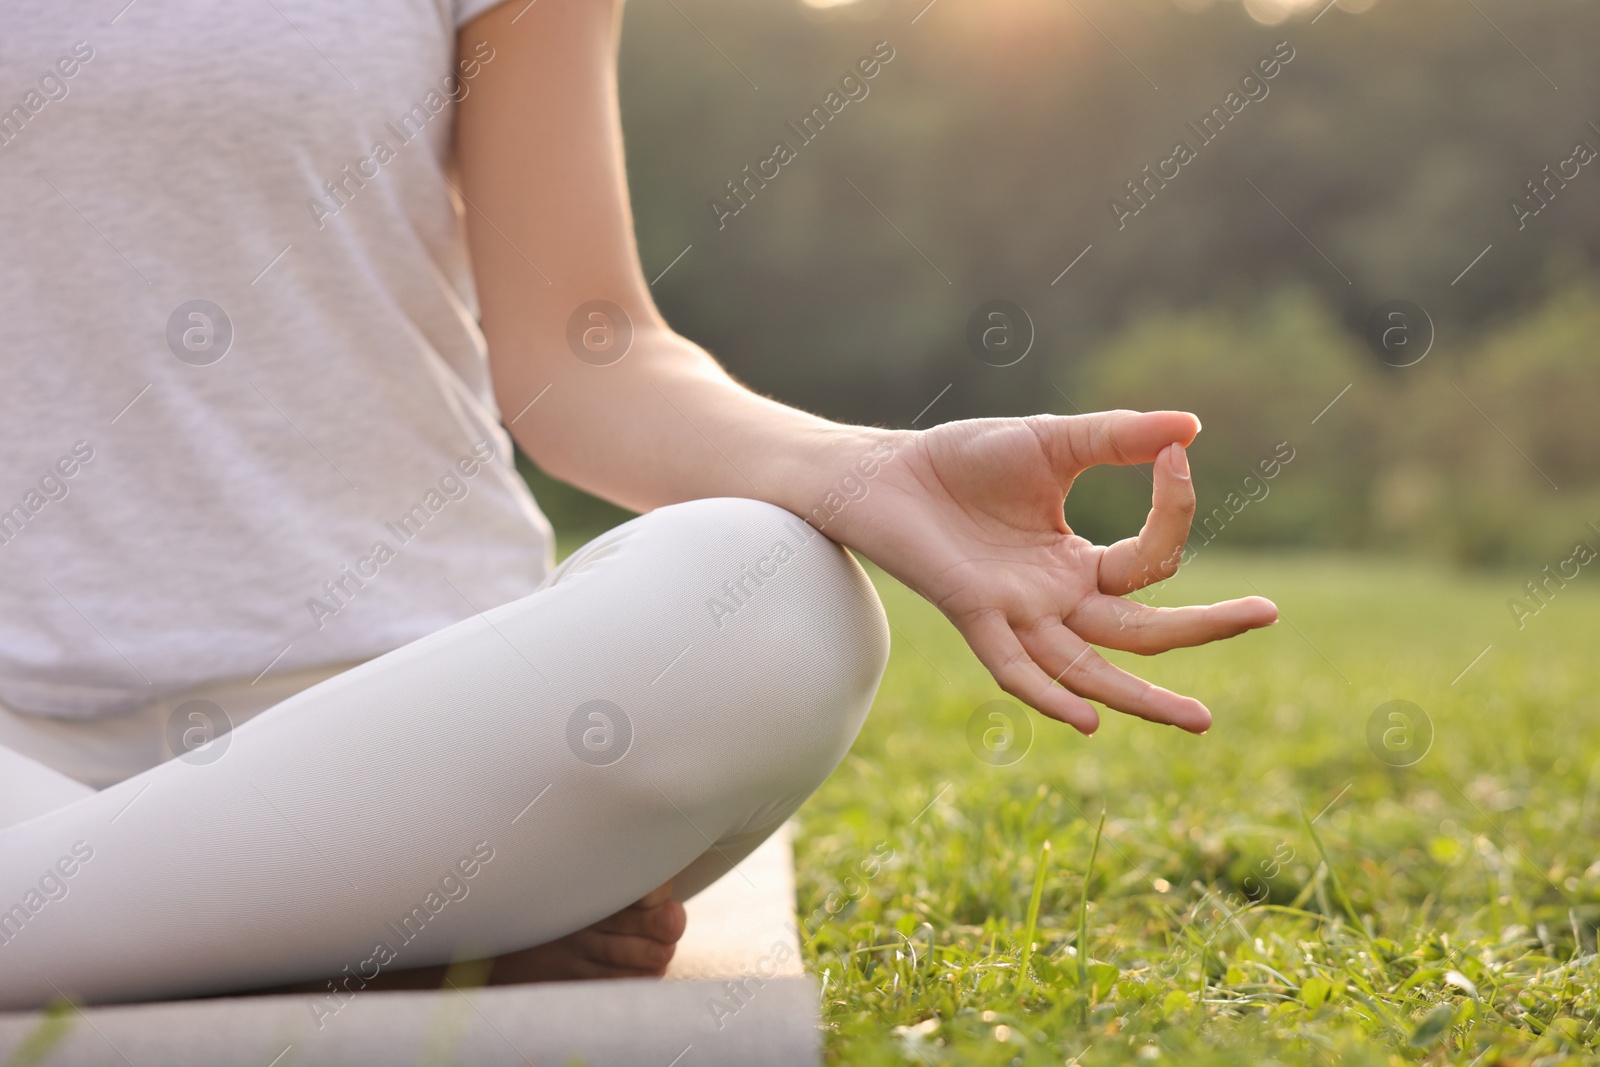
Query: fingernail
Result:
<box><xmin>1171</xmin><ymin>444</ymin><xmax>1190</xmax><ymax>479</ymax></box>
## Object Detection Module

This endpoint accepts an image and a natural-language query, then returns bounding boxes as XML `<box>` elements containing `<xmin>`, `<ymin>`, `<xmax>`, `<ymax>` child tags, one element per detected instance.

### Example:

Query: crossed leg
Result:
<box><xmin>0</xmin><ymin>498</ymin><xmax>889</xmax><ymax>1011</ymax></box>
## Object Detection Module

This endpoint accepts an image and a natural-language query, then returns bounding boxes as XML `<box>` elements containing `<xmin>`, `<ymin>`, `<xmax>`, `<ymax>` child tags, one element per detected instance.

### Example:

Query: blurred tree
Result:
<box><xmin>519</xmin><ymin>0</ymin><xmax>1600</xmax><ymax>563</ymax></box>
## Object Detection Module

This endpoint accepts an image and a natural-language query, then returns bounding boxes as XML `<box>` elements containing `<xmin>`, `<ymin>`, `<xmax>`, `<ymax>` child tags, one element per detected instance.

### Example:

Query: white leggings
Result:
<box><xmin>0</xmin><ymin>499</ymin><xmax>889</xmax><ymax>1011</ymax></box>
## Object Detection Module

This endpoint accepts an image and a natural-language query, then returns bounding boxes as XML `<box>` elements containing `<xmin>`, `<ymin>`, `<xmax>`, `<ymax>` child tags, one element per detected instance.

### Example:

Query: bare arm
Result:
<box><xmin>455</xmin><ymin>0</ymin><xmax>1277</xmax><ymax>736</ymax></box>
<box><xmin>456</xmin><ymin>0</ymin><xmax>880</xmax><ymax>520</ymax></box>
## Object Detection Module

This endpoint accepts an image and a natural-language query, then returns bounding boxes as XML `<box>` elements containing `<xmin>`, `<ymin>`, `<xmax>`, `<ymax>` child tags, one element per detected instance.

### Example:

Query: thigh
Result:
<box><xmin>0</xmin><ymin>497</ymin><xmax>887</xmax><ymax>1010</ymax></box>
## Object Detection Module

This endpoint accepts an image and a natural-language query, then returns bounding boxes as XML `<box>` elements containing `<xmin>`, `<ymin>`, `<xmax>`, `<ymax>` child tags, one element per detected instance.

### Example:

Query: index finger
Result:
<box><xmin>1099</xmin><ymin>442</ymin><xmax>1195</xmax><ymax>594</ymax></box>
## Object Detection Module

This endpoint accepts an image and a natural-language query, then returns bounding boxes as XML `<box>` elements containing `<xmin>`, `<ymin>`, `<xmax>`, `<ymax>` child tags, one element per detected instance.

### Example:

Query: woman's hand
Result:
<box><xmin>832</xmin><ymin>410</ymin><xmax>1279</xmax><ymax>736</ymax></box>
<box><xmin>455</xmin><ymin>4</ymin><xmax>1272</xmax><ymax>737</ymax></box>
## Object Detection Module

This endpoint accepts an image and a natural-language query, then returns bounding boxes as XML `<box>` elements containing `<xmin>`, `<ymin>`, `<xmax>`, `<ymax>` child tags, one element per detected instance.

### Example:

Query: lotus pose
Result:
<box><xmin>0</xmin><ymin>0</ymin><xmax>1275</xmax><ymax>1008</ymax></box>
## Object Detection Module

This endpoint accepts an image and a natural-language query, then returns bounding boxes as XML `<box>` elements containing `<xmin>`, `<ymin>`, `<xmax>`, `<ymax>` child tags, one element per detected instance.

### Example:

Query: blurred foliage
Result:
<box><xmin>1065</xmin><ymin>281</ymin><xmax>1600</xmax><ymax>565</ymax></box>
<box><xmin>523</xmin><ymin>0</ymin><xmax>1600</xmax><ymax>564</ymax></box>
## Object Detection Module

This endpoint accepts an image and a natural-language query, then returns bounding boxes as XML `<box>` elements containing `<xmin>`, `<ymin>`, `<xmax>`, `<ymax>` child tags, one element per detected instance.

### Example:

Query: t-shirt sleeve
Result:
<box><xmin>454</xmin><ymin>0</ymin><xmax>515</xmax><ymax>27</ymax></box>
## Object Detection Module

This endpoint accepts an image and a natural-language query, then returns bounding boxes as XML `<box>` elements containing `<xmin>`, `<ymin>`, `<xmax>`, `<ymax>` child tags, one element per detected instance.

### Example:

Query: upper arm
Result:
<box><xmin>455</xmin><ymin>0</ymin><xmax>659</xmax><ymax>379</ymax></box>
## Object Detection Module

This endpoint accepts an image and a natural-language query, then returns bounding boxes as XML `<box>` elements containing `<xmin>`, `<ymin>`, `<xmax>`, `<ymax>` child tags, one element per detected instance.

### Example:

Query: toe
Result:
<box><xmin>576</xmin><ymin>929</ymin><xmax>677</xmax><ymax>974</ymax></box>
<box><xmin>651</xmin><ymin>898</ymin><xmax>687</xmax><ymax>943</ymax></box>
<box><xmin>485</xmin><ymin>881</ymin><xmax>688</xmax><ymax>986</ymax></box>
<box><xmin>595</xmin><ymin>897</ymin><xmax>688</xmax><ymax>944</ymax></box>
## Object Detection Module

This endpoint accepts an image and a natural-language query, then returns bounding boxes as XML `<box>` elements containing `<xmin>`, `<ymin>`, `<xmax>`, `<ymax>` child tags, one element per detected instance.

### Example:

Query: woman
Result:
<box><xmin>0</xmin><ymin>0</ymin><xmax>1276</xmax><ymax>1008</ymax></box>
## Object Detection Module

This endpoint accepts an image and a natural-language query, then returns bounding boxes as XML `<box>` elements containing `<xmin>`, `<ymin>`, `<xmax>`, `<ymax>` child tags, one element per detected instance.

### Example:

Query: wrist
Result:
<box><xmin>773</xmin><ymin>425</ymin><xmax>918</xmax><ymax>546</ymax></box>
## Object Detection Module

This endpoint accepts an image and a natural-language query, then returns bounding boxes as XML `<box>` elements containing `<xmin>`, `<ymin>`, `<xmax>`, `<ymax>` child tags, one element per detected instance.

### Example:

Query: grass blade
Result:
<box><xmin>1019</xmin><ymin>838</ymin><xmax>1051</xmax><ymax>991</ymax></box>
<box><xmin>1301</xmin><ymin>805</ymin><xmax>1374</xmax><ymax>945</ymax></box>
<box><xmin>1077</xmin><ymin>807</ymin><xmax>1106</xmax><ymax>1020</ymax></box>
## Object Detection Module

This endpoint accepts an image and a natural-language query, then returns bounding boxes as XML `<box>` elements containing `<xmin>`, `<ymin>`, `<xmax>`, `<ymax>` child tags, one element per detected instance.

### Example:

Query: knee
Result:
<box><xmin>647</xmin><ymin>497</ymin><xmax>890</xmax><ymax>797</ymax></box>
<box><xmin>691</xmin><ymin>496</ymin><xmax>888</xmax><ymax>710</ymax></box>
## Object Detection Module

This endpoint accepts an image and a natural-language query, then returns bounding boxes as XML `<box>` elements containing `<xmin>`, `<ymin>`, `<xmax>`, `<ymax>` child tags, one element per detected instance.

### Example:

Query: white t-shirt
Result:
<box><xmin>0</xmin><ymin>0</ymin><xmax>555</xmax><ymax>719</ymax></box>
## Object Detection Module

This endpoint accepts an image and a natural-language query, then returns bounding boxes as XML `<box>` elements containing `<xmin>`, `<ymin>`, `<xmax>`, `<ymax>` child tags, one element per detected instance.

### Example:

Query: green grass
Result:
<box><xmin>797</xmin><ymin>551</ymin><xmax>1600</xmax><ymax>1065</ymax></box>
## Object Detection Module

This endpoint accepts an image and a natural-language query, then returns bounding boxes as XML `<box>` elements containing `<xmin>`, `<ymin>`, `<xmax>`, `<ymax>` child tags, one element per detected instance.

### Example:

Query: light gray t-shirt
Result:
<box><xmin>0</xmin><ymin>0</ymin><xmax>554</xmax><ymax>719</ymax></box>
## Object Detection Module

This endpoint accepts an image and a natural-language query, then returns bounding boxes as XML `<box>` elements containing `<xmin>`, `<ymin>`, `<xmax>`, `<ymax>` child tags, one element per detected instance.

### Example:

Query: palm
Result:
<box><xmin>855</xmin><ymin>411</ymin><xmax>1278</xmax><ymax>735</ymax></box>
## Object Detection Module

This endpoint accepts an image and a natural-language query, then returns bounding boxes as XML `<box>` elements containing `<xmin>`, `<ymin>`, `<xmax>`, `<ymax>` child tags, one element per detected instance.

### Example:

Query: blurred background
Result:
<box><xmin>520</xmin><ymin>0</ymin><xmax>1598</xmax><ymax>568</ymax></box>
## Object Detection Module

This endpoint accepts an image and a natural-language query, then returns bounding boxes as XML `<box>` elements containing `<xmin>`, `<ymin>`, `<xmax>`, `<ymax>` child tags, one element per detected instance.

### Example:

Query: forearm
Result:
<box><xmin>492</xmin><ymin>324</ymin><xmax>908</xmax><ymax>536</ymax></box>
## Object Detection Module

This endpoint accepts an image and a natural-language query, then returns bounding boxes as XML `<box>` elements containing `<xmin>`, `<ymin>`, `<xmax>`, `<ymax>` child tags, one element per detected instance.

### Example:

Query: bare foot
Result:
<box><xmin>487</xmin><ymin>881</ymin><xmax>687</xmax><ymax>983</ymax></box>
<box><xmin>252</xmin><ymin>881</ymin><xmax>687</xmax><ymax>996</ymax></box>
